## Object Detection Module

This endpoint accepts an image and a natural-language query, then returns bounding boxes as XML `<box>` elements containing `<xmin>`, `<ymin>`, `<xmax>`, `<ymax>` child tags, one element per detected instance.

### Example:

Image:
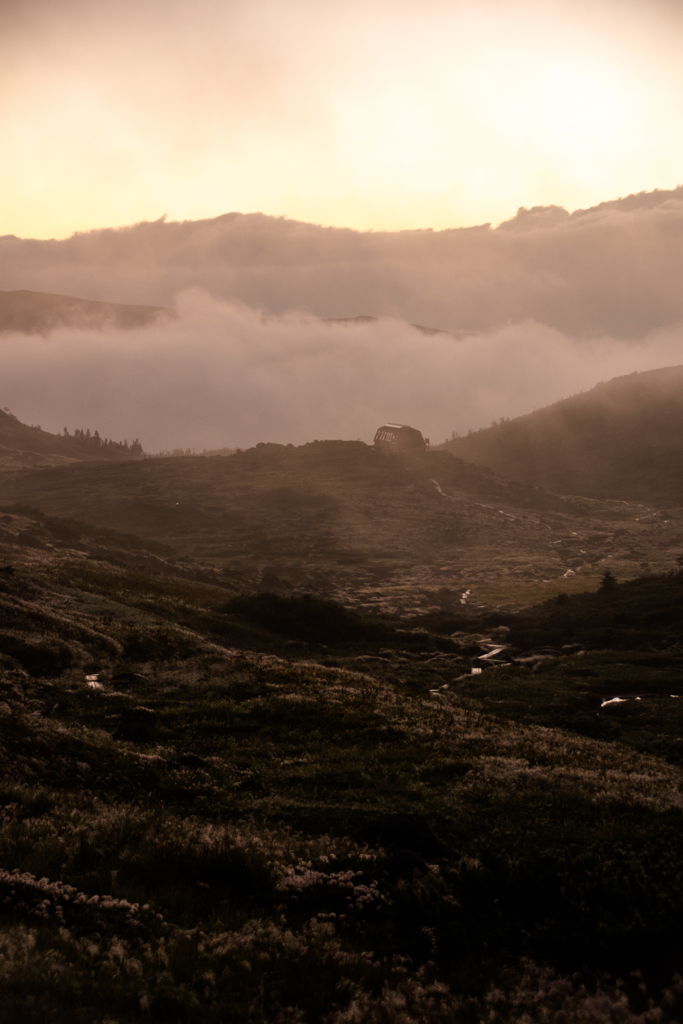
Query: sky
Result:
<box><xmin>2</xmin><ymin>0</ymin><xmax>683</xmax><ymax>238</ymax></box>
<box><xmin>2</xmin><ymin>0</ymin><xmax>683</xmax><ymax>451</ymax></box>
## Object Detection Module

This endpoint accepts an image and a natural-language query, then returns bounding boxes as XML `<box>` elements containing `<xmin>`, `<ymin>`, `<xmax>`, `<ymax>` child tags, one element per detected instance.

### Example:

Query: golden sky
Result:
<box><xmin>2</xmin><ymin>0</ymin><xmax>683</xmax><ymax>239</ymax></box>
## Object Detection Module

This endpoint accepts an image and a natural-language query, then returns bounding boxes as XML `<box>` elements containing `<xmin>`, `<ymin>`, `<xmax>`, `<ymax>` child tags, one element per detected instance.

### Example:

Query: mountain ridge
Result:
<box><xmin>0</xmin><ymin>289</ymin><xmax>170</xmax><ymax>334</ymax></box>
<box><xmin>439</xmin><ymin>364</ymin><xmax>683</xmax><ymax>502</ymax></box>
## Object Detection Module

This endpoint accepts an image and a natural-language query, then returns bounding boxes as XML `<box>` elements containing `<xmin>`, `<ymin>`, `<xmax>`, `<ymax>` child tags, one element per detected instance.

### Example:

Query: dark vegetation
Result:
<box><xmin>0</xmin><ymin>407</ymin><xmax>143</xmax><ymax>469</ymax></box>
<box><xmin>60</xmin><ymin>427</ymin><xmax>143</xmax><ymax>457</ymax></box>
<box><xmin>2</xmin><ymin>504</ymin><xmax>683</xmax><ymax>1019</ymax></box>
<box><xmin>3</xmin><ymin>425</ymin><xmax>683</xmax><ymax>1019</ymax></box>
<box><xmin>222</xmin><ymin>592</ymin><xmax>390</xmax><ymax>644</ymax></box>
<box><xmin>441</xmin><ymin>364</ymin><xmax>683</xmax><ymax>503</ymax></box>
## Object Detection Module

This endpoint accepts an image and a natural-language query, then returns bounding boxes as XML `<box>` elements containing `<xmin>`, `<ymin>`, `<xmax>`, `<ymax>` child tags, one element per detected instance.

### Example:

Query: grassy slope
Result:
<box><xmin>419</xmin><ymin>572</ymin><xmax>683</xmax><ymax>763</ymax></box>
<box><xmin>2</xmin><ymin>518</ymin><xmax>683</xmax><ymax>1019</ymax></box>
<box><xmin>440</xmin><ymin>365</ymin><xmax>683</xmax><ymax>503</ymax></box>
<box><xmin>4</xmin><ymin>441</ymin><xmax>683</xmax><ymax>617</ymax></box>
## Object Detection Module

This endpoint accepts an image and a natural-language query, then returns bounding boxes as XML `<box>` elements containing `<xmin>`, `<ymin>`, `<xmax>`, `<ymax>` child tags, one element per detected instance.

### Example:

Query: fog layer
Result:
<box><xmin>2</xmin><ymin>290</ymin><xmax>683</xmax><ymax>452</ymax></box>
<box><xmin>3</xmin><ymin>187</ymin><xmax>683</xmax><ymax>339</ymax></box>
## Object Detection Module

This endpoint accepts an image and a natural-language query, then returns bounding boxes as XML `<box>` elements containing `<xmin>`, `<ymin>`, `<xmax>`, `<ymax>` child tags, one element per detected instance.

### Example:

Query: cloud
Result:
<box><xmin>2</xmin><ymin>186</ymin><xmax>683</xmax><ymax>451</ymax></box>
<box><xmin>3</xmin><ymin>187</ymin><xmax>683</xmax><ymax>339</ymax></box>
<box><xmin>2</xmin><ymin>289</ymin><xmax>683</xmax><ymax>452</ymax></box>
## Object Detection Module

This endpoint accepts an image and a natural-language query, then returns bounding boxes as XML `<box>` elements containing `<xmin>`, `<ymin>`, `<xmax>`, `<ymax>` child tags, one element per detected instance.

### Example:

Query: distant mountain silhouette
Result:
<box><xmin>323</xmin><ymin>315</ymin><xmax>475</xmax><ymax>339</ymax></box>
<box><xmin>0</xmin><ymin>408</ymin><xmax>142</xmax><ymax>469</ymax></box>
<box><xmin>441</xmin><ymin>365</ymin><xmax>683</xmax><ymax>503</ymax></box>
<box><xmin>0</xmin><ymin>288</ymin><xmax>462</xmax><ymax>339</ymax></box>
<box><xmin>0</xmin><ymin>289</ymin><xmax>170</xmax><ymax>334</ymax></box>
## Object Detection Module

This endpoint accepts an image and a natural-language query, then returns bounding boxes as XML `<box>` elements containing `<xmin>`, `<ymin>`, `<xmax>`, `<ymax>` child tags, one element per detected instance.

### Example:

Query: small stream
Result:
<box><xmin>601</xmin><ymin>694</ymin><xmax>680</xmax><ymax>708</ymax></box>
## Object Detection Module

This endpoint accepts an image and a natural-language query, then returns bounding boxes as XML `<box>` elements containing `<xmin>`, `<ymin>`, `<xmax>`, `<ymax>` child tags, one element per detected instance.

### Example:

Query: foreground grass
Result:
<box><xmin>2</xmin><ymin>558</ymin><xmax>683</xmax><ymax>1019</ymax></box>
<box><xmin>2</xmin><ymin>650</ymin><xmax>683</xmax><ymax>1020</ymax></box>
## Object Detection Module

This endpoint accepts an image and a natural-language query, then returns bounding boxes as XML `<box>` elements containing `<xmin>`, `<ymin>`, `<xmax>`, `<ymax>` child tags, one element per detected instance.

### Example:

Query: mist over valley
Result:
<box><xmin>4</xmin><ymin>185</ymin><xmax>683</xmax><ymax>453</ymax></box>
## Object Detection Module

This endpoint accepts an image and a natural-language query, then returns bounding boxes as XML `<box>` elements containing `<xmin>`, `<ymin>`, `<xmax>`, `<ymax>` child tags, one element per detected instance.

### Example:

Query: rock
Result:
<box><xmin>352</xmin><ymin>813</ymin><xmax>454</xmax><ymax>858</ymax></box>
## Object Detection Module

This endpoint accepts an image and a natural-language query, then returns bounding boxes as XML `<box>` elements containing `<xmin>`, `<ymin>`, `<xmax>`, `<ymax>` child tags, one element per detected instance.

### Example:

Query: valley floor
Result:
<box><xmin>2</xmin><ymin>445</ymin><xmax>683</xmax><ymax>1020</ymax></box>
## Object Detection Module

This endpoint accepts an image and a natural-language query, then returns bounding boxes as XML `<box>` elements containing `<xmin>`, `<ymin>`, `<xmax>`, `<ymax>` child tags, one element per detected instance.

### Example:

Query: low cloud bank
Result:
<box><xmin>2</xmin><ymin>187</ymin><xmax>683</xmax><ymax>339</ymax></box>
<box><xmin>1</xmin><ymin>290</ymin><xmax>683</xmax><ymax>452</ymax></box>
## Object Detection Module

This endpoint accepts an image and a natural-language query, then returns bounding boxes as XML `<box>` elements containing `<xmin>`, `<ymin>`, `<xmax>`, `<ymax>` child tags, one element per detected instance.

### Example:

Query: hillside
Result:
<box><xmin>3</xmin><ymin>439</ymin><xmax>683</xmax><ymax>614</ymax></box>
<box><xmin>2</xmin><ymin>513</ymin><xmax>683</xmax><ymax>1018</ymax></box>
<box><xmin>0</xmin><ymin>289</ymin><xmax>170</xmax><ymax>334</ymax></box>
<box><xmin>0</xmin><ymin>408</ymin><xmax>143</xmax><ymax>470</ymax></box>
<box><xmin>441</xmin><ymin>365</ymin><xmax>683</xmax><ymax>502</ymax></box>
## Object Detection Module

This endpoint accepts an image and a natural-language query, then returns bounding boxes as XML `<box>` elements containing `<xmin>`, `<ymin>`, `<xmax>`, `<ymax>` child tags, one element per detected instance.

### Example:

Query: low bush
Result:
<box><xmin>0</xmin><ymin>630</ymin><xmax>75</xmax><ymax>676</ymax></box>
<box><xmin>222</xmin><ymin>592</ymin><xmax>389</xmax><ymax>644</ymax></box>
<box><xmin>122</xmin><ymin>625</ymin><xmax>202</xmax><ymax>662</ymax></box>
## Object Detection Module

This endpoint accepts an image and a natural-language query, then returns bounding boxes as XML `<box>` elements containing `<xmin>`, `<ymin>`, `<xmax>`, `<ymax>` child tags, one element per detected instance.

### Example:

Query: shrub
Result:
<box><xmin>0</xmin><ymin>631</ymin><xmax>75</xmax><ymax>676</ymax></box>
<box><xmin>600</xmin><ymin>569</ymin><xmax>618</xmax><ymax>591</ymax></box>
<box><xmin>221</xmin><ymin>592</ymin><xmax>387</xmax><ymax>644</ymax></box>
<box><xmin>122</xmin><ymin>626</ymin><xmax>202</xmax><ymax>662</ymax></box>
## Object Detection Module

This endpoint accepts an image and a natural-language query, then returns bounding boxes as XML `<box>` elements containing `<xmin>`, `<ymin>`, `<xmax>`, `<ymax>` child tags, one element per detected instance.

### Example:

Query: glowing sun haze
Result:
<box><xmin>2</xmin><ymin>0</ymin><xmax>683</xmax><ymax>238</ymax></box>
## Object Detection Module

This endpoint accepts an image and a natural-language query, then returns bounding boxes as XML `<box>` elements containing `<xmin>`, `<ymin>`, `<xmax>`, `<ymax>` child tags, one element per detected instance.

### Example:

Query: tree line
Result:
<box><xmin>61</xmin><ymin>427</ymin><xmax>143</xmax><ymax>456</ymax></box>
